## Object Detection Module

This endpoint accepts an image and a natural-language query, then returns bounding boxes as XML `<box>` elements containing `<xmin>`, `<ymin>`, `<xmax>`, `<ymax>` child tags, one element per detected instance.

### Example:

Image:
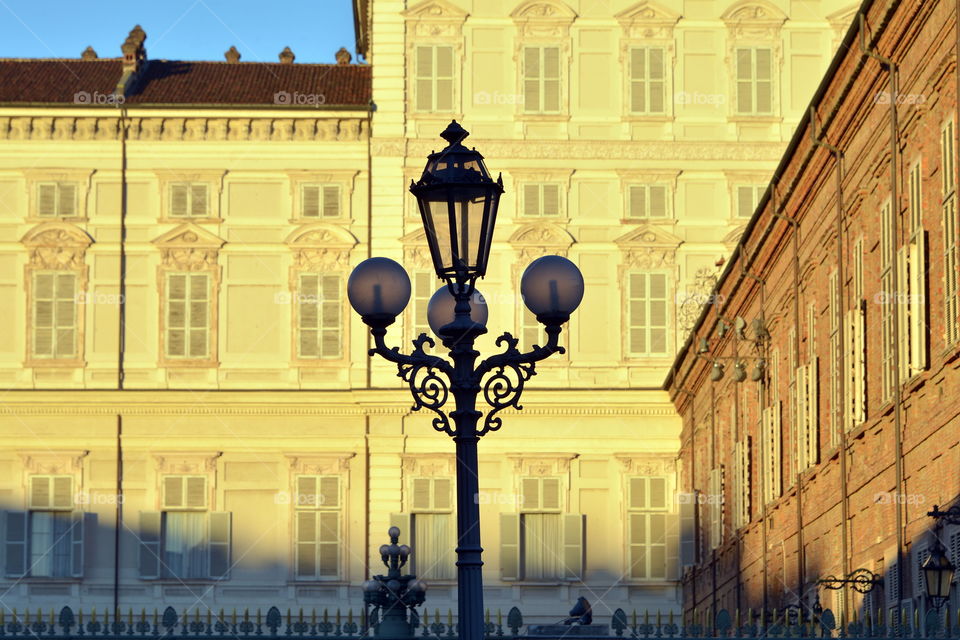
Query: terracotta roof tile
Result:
<box><xmin>0</xmin><ymin>58</ymin><xmax>371</xmax><ymax>108</ymax></box>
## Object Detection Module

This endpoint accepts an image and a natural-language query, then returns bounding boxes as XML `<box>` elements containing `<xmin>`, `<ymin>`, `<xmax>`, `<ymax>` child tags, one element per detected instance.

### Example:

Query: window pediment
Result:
<box><xmin>511</xmin><ymin>0</ymin><xmax>577</xmax><ymax>40</ymax></box>
<box><xmin>403</xmin><ymin>0</ymin><xmax>469</xmax><ymax>21</ymax></box>
<box><xmin>721</xmin><ymin>0</ymin><xmax>787</xmax><ymax>38</ymax></box>
<box><xmin>615</xmin><ymin>225</ymin><xmax>682</xmax><ymax>248</ymax></box>
<box><xmin>615</xmin><ymin>1</ymin><xmax>681</xmax><ymax>38</ymax></box>
<box><xmin>724</xmin><ymin>226</ymin><xmax>746</xmax><ymax>247</ymax></box>
<box><xmin>508</xmin><ymin>222</ymin><xmax>575</xmax><ymax>249</ymax></box>
<box><xmin>285</xmin><ymin>223</ymin><xmax>358</xmax><ymax>250</ymax></box>
<box><xmin>22</xmin><ymin>222</ymin><xmax>93</xmax><ymax>269</ymax></box>
<box><xmin>153</xmin><ymin>223</ymin><xmax>225</xmax><ymax>272</ymax></box>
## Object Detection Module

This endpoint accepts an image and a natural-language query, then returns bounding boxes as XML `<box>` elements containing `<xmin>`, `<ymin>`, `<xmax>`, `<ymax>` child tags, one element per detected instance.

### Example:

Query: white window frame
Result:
<box><xmin>734</xmin><ymin>47</ymin><xmax>774</xmax><ymax>116</ymax></box>
<box><xmin>168</xmin><ymin>182</ymin><xmax>210</xmax><ymax>218</ymax></box>
<box><xmin>413</xmin><ymin>44</ymin><xmax>455</xmax><ymax>113</ymax></box>
<box><xmin>734</xmin><ymin>184</ymin><xmax>766</xmax><ymax>219</ymax></box>
<box><xmin>36</xmin><ymin>182</ymin><xmax>79</xmax><ymax>218</ymax></box>
<box><xmin>760</xmin><ymin>403</ymin><xmax>781</xmax><ymax>503</ymax></box>
<box><xmin>732</xmin><ymin>438</ymin><xmax>751</xmax><ymax>529</ymax></box>
<box><xmin>293</xmin><ymin>475</ymin><xmax>341</xmax><ymax>581</ymax></box>
<box><xmin>299</xmin><ymin>184</ymin><xmax>342</xmax><ymax>219</ymax></box>
<box><xmin>627</xmin><ymin>184</ymin><xmax>670</xmax><ymax>220</ymax></box>
<box><xmin>31</xmin><ymin>271</ymin><xmax>78</xmax><ymax>360</ymax></box>
<box><xmin>628</xmin><ymin>46</ymin><xmax>666</xmax><ymax>115</ymax></box>
<box><xmin>164</xmin><ymin>272</ymin><xmax>211</xmax><ymax>360</ymax></box>
<box><xmin>521</xmin><ymin>45</ymin><xmax>562</xmax><ymax>114</ymax></box>
<box><xmin>296</xmin><ymin>273</ymin><xmax>343</xmax><ymax>360</ymax></box>
<box><xmin>521</xmin><ymin>182</ymin><xmax>563</xmax><ymax>218</ymax></box>
<box><xmin>626</xmin><ymin>271</ymin><xmax>670</xmax><ymax>357</ymax></box>
<box><xmin>627</xmin><ymin>476</ymin><xmax>671</xmax><ymax>581</ymax></box>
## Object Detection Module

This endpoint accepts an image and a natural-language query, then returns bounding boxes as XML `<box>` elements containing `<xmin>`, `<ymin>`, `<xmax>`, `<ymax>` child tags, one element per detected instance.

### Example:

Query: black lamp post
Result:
<box><xmin>347</xmin><ymin>121</ymin><xmax>584</xmax><ymax>640</ymax></box>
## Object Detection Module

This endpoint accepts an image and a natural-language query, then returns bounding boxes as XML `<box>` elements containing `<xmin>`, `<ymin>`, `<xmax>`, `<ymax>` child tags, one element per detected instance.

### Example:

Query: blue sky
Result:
<box><xmin>0</xmin><ymin>0</ymin><xmax>358</xmax><ymax>63</ymax></box>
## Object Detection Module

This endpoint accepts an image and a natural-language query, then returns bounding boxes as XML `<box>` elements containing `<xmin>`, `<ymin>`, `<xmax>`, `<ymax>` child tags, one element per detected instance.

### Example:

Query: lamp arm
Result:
<box><xmin>473</xmin><ymin>325</ymin><xmax>564</xmax><ymax>437</ymax></box>
<box><xmin>369</xmin><ymin>328</ymin><xmax>455</xmax><ymax>436</ymax></box>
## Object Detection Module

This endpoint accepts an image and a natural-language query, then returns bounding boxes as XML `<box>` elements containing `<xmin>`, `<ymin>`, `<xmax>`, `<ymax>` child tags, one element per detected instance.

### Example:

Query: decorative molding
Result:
<box><xmin>285</xmin><ymin>223</ymin><xmax>358</xmax><ymax>272</ymax></box>
<box><xmin>0</xmin><ymin>117</ymin><xmax>368</xmax><ymax>142</ymax></box>
<box><xmin>21</xmin><ymin>222</ymin><xmax>94</xmax><ymax>270</ymax></box>
<box><xmin>152</xmin><ymin>451</ymin><xmax>222</xmax><ymax>474</ymax></box>
<box><xmin>506</xmin><ymin>453</ymin><xmax>579</xmax><ymax>476</ymax></box>
<box><xmin>403</xmin><ymin>139</ymin><xmax>785</xmax><ymax>161</ymax></box>
<box><xmin>153</xmin><ymin>223</ymin><xmax>226</xmax><ymax>271</ymax></box>
<box><xmin>677</xmin><ymin>266</ymin><xmax>722</xmax><ymax>336</ymax></box>
<box><xmin>18</xmin><ymin>450</ymin><xmax>89</xmax><ymax>475</ymax></box>
<box><xmin>614</xmin><ymin>454</ymin><xmax>674</xmax><ymax>476</ymax></box>
<box><xmin>154</xmin><ymin>169</ymin><xmax>227</xmax><ymax>222</ymax></box>
<box><xmin>826</xmin><ymin>4</ymin><xmax>859</xmax><ymax>44</ymax></box>
<box><xmin>615</xmin><ymin>1</ymin><xmax>682</xmax><ymax>40</ymax></box>
<box><xmin>400</xmin><ymin>227</ymin><xmax>433</xmax><ymax>270</ymax></box>
<box><xmin>720</xmin><ymin>0</ymin><xmax>788</xmax><ymax>39</ymax></box>
<box><xmin>400</xmin><ymin>454</ymin><xmax>455</xmax><ymax>477</ymax></box>
<box><xmin>21</xmin><ymin>168</ymin><xmax>96</xmax><ymax>221</ymax></box>
<box><xmin>508</xmin><ymin>222</ymin><xmax>575</xmax><ymax>284</ymax></box>
<box><xmin>403</xmin><ymin>0</ymin><xmax>468</xmax><ymax>40</ymax></box>
<box><xmin>285</xmin><ymin>453</ymin><xmax>356</xmax><ymax>475</ymax></box>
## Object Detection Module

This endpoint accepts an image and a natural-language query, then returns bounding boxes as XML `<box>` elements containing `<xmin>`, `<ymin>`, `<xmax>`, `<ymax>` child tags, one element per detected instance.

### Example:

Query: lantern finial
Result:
<box><xmin>440</xmin><ymin>120</ymin><xmax>469</xmax><ymax>146</ymax></box>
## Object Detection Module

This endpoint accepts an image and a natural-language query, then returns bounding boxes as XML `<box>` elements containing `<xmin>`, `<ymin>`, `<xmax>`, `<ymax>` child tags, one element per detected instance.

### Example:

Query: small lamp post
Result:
<box><xmin>347</xmin><ymin>121</ymin><xmax>584</xmax><ymax>640</ymax></box>
<box><xmin>363</xmin><ymin>527</ymin><xmax>427</xmax><ymax>637</ymax></box>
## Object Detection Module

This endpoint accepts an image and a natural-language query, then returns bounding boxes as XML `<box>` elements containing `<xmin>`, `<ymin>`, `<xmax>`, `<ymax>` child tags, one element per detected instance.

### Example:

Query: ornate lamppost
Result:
<box><xmin>347</xmin><ymin>121</ymin><xmax>584</xmax><ymax>640</ymax></box>
<box><xmin>924</xmin><ymin>506</ymin><xmax>958</xmax><ymax>612</ymax></box>
<box><xmin>363</xmin><ymin>527</ymin><xmax>427</xmax><ymax>637</ymax></box>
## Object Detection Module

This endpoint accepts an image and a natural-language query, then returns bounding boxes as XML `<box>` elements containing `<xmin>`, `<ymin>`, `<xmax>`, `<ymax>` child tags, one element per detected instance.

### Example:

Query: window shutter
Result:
<box><xmin>886</xmin><ymin>554</ymin><xmax>900</xmax><ymax>605</ymax></box>
<box><xmin>794</xmin><ymin>365</ymin><xmax>807</xmax><ymax>470</ymax></box>
<box><xmin>70</xmin><ymin>511</ymin><xmax>85</xmax><ymax>578</ymax></box>
<box><xmin>943</xmin><ymin>196</ymin><xmax>959</xmax><ymax>344</ymax></box>
<box><xmin>542</xmin><ymin>184</ymin><xmax>560</xmax><ymax>216</ymax></box>
<box><xmin>138</xmin><ymin>511</ymin><xmax>162</xmax><ymax>579</ymax></box>
<box><xmin>58</xmin><ymin>183</ymin><xmax>77</xmax><ymax>216</ymax></box>
<box><xmin>319</xmin><ymin>476</ymin><xmax>339</xmax><ymax>509</ymax></box>
<box><xmin>208</xmin><ymin>512</ymin><xmax>231</xmax><ymax>579</ymax></box>
<box><xmin>910</xmin><ymin>232</ymin><xmax>928</xmax><ymax>372</ymax></box>
<box><xmin>320</xmin><ymin>275</ymin><xmax>342</xmax><ymax>359</ymax></box>
<box><xmin>913</xmin><ymin>545</ymin><xmax>929</xmax><ymax>598</ymax></box>
<box><xmin>412</xmin><ymin>272</ymin><xmax>433</xmax><ymax>338</ymax></box>
<box><xmin>629</xmin><ymin>478</ymin><xmax>647</xmax><ymax>510</ymax></box>
<box><xmin>38</xmin><ymin>184</ymin><xmax>57</xmax><ymax>217</ymax></box>
<box><xmin>648</xmin><ymin>48</ymin><xmax>665</xmax><ymax>113</ymax></box>
<box><xmin>4</xmin><ymin>511</ymin><xmax>27</xmax><ymax>577</ymax></box>
<box><xmin>649</xmin><ymin>273</ymin><xmax>668</xmax><ymax>354</ymax></box>
<box><xmin>679</xmin><ymin>498</ymin><xmax>696</xmax><ymax>566</ymax></box>
<box><xmin>170</xmin><ymin>184</ymin><xmax>189</xmax><ymax>217</ymax></box>
<box><xmin>500</xmin><ymin>513</ymin><xmax>520</xmax><ymax>580</ymax></box>
<box><xmin>30</xmin><ymin>476</ymin><xmax>51</xmax><ymax>509</ymax></box>
<box><xmin>389</xmin><ymin>513</ymin><xmax>411</xmax><ymax>547</ymax></box>
<box><xmin>433</xmin><ymin>478</ymin><xmax>451</xmax><ymax>510</ymax></box>
<box><xmin>188</xmin><ymin>274</ymin><xmax>209</xmax><ymax>358</ymax></box>
<box><xmin>412</xmin><ymin>478</ymin><xmax>432</xmax><ymax>511</ymax></box>
<box><xmin>295</xmin><ymin>511</ymin><xmax>317</xmax><ymax>578</ymax></box>
<box><xmin>542</xmin><ymin>47</ymin><xmax>561</xmax><ymax>112</ymax></box>
<box><xmin>737</xmin><ymin>186</ymin><xmax>754</xmax><ymax>218</ymax></box>
<box><xmin>897</xmin><ymin>246</ymin><xmax>912</xmax><ymax>382</ymax></box>
<box><xmin>415</xmin><ymin>46</ymin><xmax>434</xmax><ymax>112</ymax></box>
<box><xmin>649</xmin><ymin>186</ymin><xmax>667</xmax><ymax>218</ymax></box>
<box><xmin>630</xmin><ymin>48</ymin><xmax>646</xmax><ymax>113</ymax></box>
<box><xmin>561</xmin><ymin>513</ymin><xmax>583</xmax><ymax>580</ymax></box>
<box><xmin>665</xmin><ymin>510</ymin><xmax>680</xmax><ymax>579</ymax></box>
<box><xmin>166</xmin><ymin>274</ymin><xmax>186</xmax><ymax>357</ymax></box>
<box><xmin>755</xmin><ymin>49</ymin><xmax>772</xmax><ymax>113</ymax></box>
<box><xmin>322</xmin><ymin>186</ymin><xmax>340</xmax><ymax>218</ymax></box>
<box><xmin>301</xmin><ymin>186</ymin><xmax>320</xmax><ymax>218</ymax></box>
<box><xmin>33</xmin><ymin>273</ymin><xmax>55</xmax><ymax>357</ymax></box>
<box><xmin>190</xmin><ymin>184</ymin><xmax>208</xmax><ymax>217</ymax></box>
<box><xmin>298</xmin><ymin>274</ymin><xmax>319</xmax><ymax>358</ymax></box>
<box><xmin>735</xmin><ymin>48</ymin><xmax>753</xmax><ymax>114</ymax></box>
<box><xmin>54</xmin><ymin>274</ymin><xmax>76</xmax><ymax>358</ymax></box>
<box><xmin>521</xmin><ymin>478</ymin><xmax>540</xmax><ymax>510</ymax></box>
<box><xmin>852</xmin><ymin>306</ymin><xmax>866</xmax><ymax>425</ymax></box>
<box><xmin>522</xmin><ymin>47</ymin><xmax>540</xmax><ymax>112</ymax></box>
<box><xmin>523</xmin><ymin>184</ymin><xmax>540</xmax><ymax>217</ymax></box>
<box><xmin>541</xmin><ymin>478</ymin><xmax>561</xmax><ymax>510</ymax></box>
<box><xmin>53</xmin><ymin>476</ymin><xmax>73</xmax><ymax>509</ymax></box>
<box><xmin>806</xmin><ymin>359</ymin><xmax>819</xmax><ymax>467</ymax></box>
<box><xmin>629</xmin><ymin>186</ymin><xmax>646</xmax><ymax>219</ymax></box>
<box><xmin>708</xmin><ymin>467</ymin><xmax>723</xmax><ymax>549</ymax></box>
<box><xmin>317</xmin><ymin>511</ymin><xmax>339</xmax><ymax>577</ymax></box>
<box><xmin>185</xmin><ymin>476</ymin><xmax>207</xmax><ymax>509</ymax></box>
<box><xmin>296</xmin><ymin>476</ymin><xmax>318</xmax><ymax>508</ymax></box>
<box><xmin>435</xmin><ymin>46</ymin><xmax>454</xmax><ymax>112</ymax></box>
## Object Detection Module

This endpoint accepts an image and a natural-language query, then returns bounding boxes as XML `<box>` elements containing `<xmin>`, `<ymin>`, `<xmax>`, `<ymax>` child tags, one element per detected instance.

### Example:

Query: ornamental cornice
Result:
<box><xmin>152</xmin><ymin>451</ymin><xmax>222</xmax><ymax>474</ymax></box>
<box><xmin>0</xmin><ymin>116</ymin><xmax>368</xmax><ymax>142</ymax></box>
<box><xmin>285</xmin><ymin>452</ymin><xmax>356</xmax><ymax>475</ymax></box>
<box><xmin>399</xmin><ymin>139</ymin><xmax>785</xmax><ymax>161</ymax></box>
<box><xmin>614</xmin><ymin>454</ymin><xmax>675</xmax><ymax>475</ymax></box>
<box><xmin>18</xmin><ymin>450</ymin><xmax>89</xmax><ymax>475</ymax></box>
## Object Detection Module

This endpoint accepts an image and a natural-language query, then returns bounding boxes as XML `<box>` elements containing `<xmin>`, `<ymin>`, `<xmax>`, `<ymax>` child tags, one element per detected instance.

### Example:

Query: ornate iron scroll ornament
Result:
<box><xmin>368</xmin><ymin>325</ymin><xmax>564</xmax><ymax>441</ymax></box>
<box><xmin>818</xmin><ymin>568</ymin><xmax>883</xmax><ymax>594</ymax></box>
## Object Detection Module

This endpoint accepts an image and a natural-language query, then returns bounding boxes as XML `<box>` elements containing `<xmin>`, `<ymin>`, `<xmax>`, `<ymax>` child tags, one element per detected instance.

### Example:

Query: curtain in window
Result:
<box><xmin>165</xmin><ymin>512</ymin><xmax>207</xmax><ymax>579</ymax></box>
<box><xmin>30</xmin><ymin>512</ymin><xmax>72</xmax><ymax>577</ymax></box>
<box><xmin>522</xmin><ymin>513</ymin><xmax>561</xmax><ymax>580</ymax></box>
<box><xmin>415</xmin><ymin>513</ymin><xmax>455</xmax><ymax>580</ymax></box>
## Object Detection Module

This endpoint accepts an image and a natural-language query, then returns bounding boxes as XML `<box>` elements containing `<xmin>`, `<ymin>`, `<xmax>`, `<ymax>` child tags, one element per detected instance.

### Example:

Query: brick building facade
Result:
<box><xmin>666</xmin><ymin>0</ymin><xmax>960</xmax><ymax>626</ymax></box>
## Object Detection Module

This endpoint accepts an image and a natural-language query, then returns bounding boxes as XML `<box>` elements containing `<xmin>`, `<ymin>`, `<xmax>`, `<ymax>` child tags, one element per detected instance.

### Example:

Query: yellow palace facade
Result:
<box><xmin>0</xmin><ymin>0</ymin><xmax>850</xmax><ymax>621</ymax></box>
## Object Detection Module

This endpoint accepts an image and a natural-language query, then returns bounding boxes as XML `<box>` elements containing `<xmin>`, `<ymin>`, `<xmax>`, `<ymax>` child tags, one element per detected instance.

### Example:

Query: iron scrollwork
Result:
<box><xmin>479</xmin><ymin>333</ymin><xmax>537</xmax><ymax>437</ymax></box>
<box><xmin>818</xmin><ymin>568</ymin><xmax>883</xmax><ymax>593</ymax></box>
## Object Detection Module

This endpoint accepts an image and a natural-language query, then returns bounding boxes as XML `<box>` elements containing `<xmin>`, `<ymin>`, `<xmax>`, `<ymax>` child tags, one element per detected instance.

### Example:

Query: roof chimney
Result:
<box><xmin>335</xmin><ymin>47</ymin><xmax>352</xmax><ymax>65</ymax></box>
<box><xmin>117</xmin><ymin>25</ymin><xmax>147</xmax><ymax>97</ymax></box>
<box><xmin>279</xmin><ymin>46</ymin><xmax>295</xmax><ymax>64</ymax></box>
<box><xmin>81</xmin><ymin>46</ymin><xmax>98</xmax><ymax>61</ymax></box>
<box><xmin>225</xmin><ymin>46</ymin><xmax>241</xmax><ymax>63</ymax></box>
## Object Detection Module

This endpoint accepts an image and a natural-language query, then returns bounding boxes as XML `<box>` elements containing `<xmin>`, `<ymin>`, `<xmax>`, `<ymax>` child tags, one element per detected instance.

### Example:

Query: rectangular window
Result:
<box><xmin>627</xmin><ymin>272</ymin><xmax>669</xmax><ymax>356</ymax></box>
<box><xmin>943</xmin><ymin>119</ymin><xmax>959</xmax><ymax>346</ymax></box>
<box><xmin>410</xmin><ymin>478</ymin><xmax>454</xmax><ymax>581</ymax></box>
<box><xmin>828</xmin><ymin>271</ymin><xmax>840</xmax><ymax>446</ymax></box>
<box><xmin>32</xmin><ymin>272</ymin><xmax>77</xmax><ymax>359</ymax></box>
<box><xmin>169</xmin><ymin>183</ymin><xmax>209</xmax><ymax>218</ymax></box>
<box><xmin>707</xmin><ymin>467</ymin><xmax>723</xmax><ymax>550</ymax></box>
<box><xmin>415</xmin><ymin>45</ymin><xmax>454</xmax><ymax>112</ymax></box>
<box><xmin>4</xmin><ymin>478</ymin><xmax>84</xmax><ymax>579</ymax></box>
<box><xmin>297</xmin><ymin>274</ymin><xmax>342</xmax><ymax>359</ymax></box>
<box><xmin>627</xmin><ymin>477</ymin><xmax>668</xmax><ymax>579</ymax></box>
<box><xmin>881</xmin><ymin>199</ymin><xmax>895</xmax><ymax>402</ymax></box>
<box><xmin>165</xmin><ymin>273</ymin><xmax>210</xmax><ymax>359</ymax></box>
<box><xmin>522</xmin><ymin>46</ymin><xmax>561</xmax><ymax>114</ymax></box>
<box><xmin>732</xmin><ymin>438</ymin><xmax>750</xmax><ymax>529</ymax></box>
<box><xmin>294</xmin><ymin>475</ymin><xmax>341</xmax><ymax>580</ymax></box>
<box><xmin>794</xmin><ymin>359</ymin><xmax>819</xmax><ymax>471</ymax></box>
<box><xmin>629</xmin><ymin>47</ymin><xmax>666</xmax><ymax>114</ymax></box>
<box><xmin>760</xmin><ymin>403</ymin><xmax>781</xmax><ymax>503</ymax></box>
<box><xmin>735</xmin><ymin>47</ymin><xmax>773</xmax><ymax>115</ymax></box>
<box><xmin>735</xmin><ymin>184</ymin><xmax>766</xmax><ymax>218</ymax></box>
<box><xmin>628</xmin><ymin>184</ymin><xmax>668</xmax><ymax>220</ymax></box>
<box><xmin>37</xmin><ymin>182</ymin><xmax>78</xmax><ymax>218</ymax></box>
<box><xmin>896</xmin><ymin>233</ymin><xmax>928</xmax><ymax>381</ymax></box>
<box><xmin>522</xmin><ymin>183</ymin><xmax>562</xmax><ymax>217</ymax></box>
<box><xmin>300</xmin><ymin>184</ymin><xmax>341</xmax><ymax>218</ymax></box>
<box><xmin>410</xmin><ymin>271</ymin><xmax>434</xmax><ymax>341</ymax></box>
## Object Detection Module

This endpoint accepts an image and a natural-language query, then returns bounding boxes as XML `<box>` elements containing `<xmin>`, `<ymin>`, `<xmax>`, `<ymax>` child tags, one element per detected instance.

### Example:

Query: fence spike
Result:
<box><xmin>644</xmin><ymin>609</ymin><xmax>649</xmax><ymax>625</ymax></box>
<box><xmin>207</xmin><ymin>609</ymin><xmax>211</xmax><ymax>626</ymax></box>
<box><xmin>497</xmin><ymin>609</ymin><xmax>502</xmax><ymax>626</ymax></box>
<box><xmin>323</xmin><ymin>609</ymin><xmax>328</xmax><ymax>624</ymax></box>
<box><xmin>486</xmin><ymin>609</ymin><xmax>490</xmax><ymax>624</ymax></box>
<box><xmin>299</xmin><ymin>608</ymin><xmax>303</xmax><ymax>623</ymax></box>
<box><xmin>286</xmin><ymin>608</ymin><xmax>291</xmax><ymax>627</ymax></box>
<box><xmin>24</xmin><ymin>609</ymin><xmax>29</xmax><ymax>624</ymax></box>
<box><xmin>196</xmin><ymin>608</ymin><xmax>201</xmax><ymax>623</ymax></box>
<box><xmin>423</xmin><ymin>610</ymin><xmax>429</xmax><ymax>626</ymax></box>
<box><xmin>257</xmin><ymin>609</ymin><xmax>262</xmax><ymax>626</ymax></box>
<box><xmin>447</xmin><ymin>609</ymin><xmax>453</xmax><ymax>626</ymax></box>
<box><xmin>153</xmin><ymin>608</ymin><xmax>158</xmax><ymax>627</ymax></box>
<box><xmin>311</xmin><ymin>610</ymin><xmax>316</xmax><ymax>626</ymax></box>
<box><xmin>656</xmin><ymin>609</ymin><xmax>661</xmax><ymax>627</ymax></box>
<box><xmin>347</xmin><ymin>610</ymin><xmax>353</xmax><ymax>624</ymax></box>
<box><xmin>231</xmin><ymin>609</ymin><xmax>236</xmax><ymax>625</ymax></box>
<box><xmin>734</xmin><ymin>609</ymin><xmax>739</xmax><ymax>628</ymax></box>
<box><xmin>336</xmin><ymin>609</ymin><xmax>341</xmax><ymax>625</ymax></box>
<box><xmin>435</xmin><ymin>609</ymin><xmax>441</xmax><ymax>626</ymax></box>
